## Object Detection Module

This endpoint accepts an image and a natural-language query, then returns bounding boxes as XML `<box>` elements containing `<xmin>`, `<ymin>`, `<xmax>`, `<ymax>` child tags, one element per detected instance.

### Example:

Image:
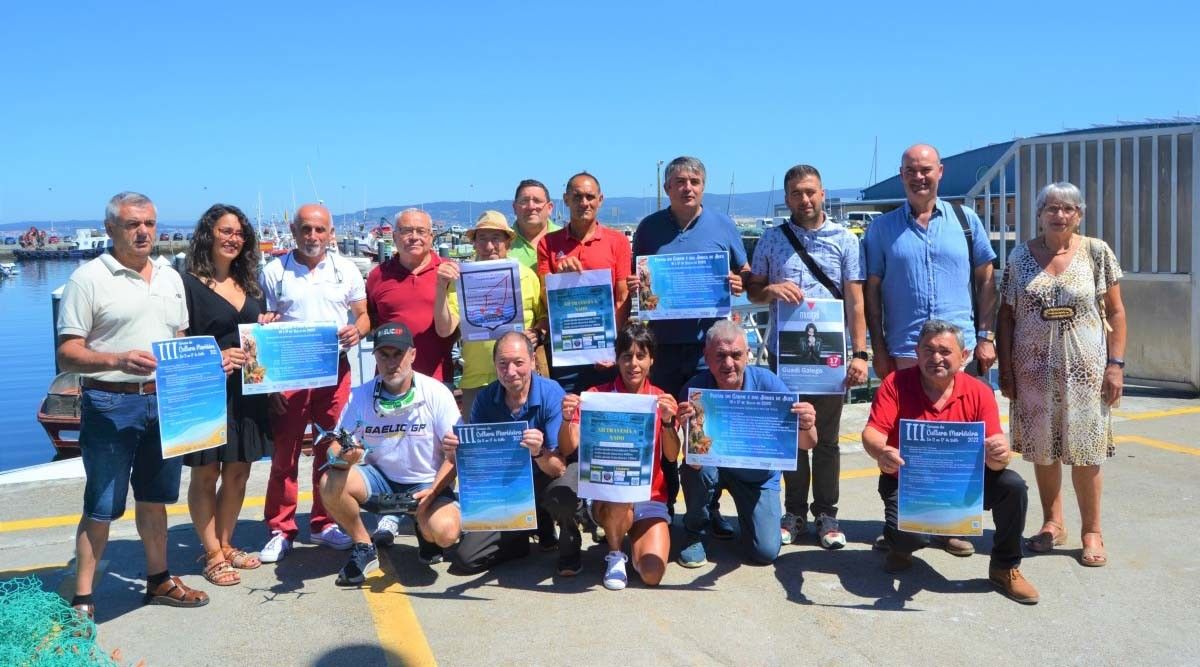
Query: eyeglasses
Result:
<box><xmin>215</xmin><ymin>228</ymin><xmax>245</xmax><ymax>240</ymax></box>
<box><xmin>516</xmin><ymin>197</ymin><xmax>549</xmax><ymax>207</ymax></box>
<box><xmin>1042</xmin><ymin>205</ymin><xmax>1079</xmax><ymax>216</ymax></box>
<box><xmin>395</xmin><ymin>227</ymin><xmax>432</xmax><ymax>238</ymax></box>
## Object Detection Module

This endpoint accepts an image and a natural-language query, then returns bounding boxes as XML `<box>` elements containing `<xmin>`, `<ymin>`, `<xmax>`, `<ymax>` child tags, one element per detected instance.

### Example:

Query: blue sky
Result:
<box><xmin>2</xmin><ymin>1</ymin><xmax>1197</xmax><ymax>223</ymax></box>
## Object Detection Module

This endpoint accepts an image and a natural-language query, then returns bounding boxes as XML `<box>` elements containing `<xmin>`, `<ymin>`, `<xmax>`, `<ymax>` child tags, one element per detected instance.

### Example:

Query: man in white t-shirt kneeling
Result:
<box><xmin>318</xmin><ymin>321</ymin><xmax>463</xmax><ymax>586</ymax></box>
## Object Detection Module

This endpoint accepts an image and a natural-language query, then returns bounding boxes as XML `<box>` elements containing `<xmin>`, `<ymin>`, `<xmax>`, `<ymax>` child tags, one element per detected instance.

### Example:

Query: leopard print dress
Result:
<box><xmin>1000</xmin><ymin>238</ymin><xmax>1122</xmax><ymax>466</ymax></box>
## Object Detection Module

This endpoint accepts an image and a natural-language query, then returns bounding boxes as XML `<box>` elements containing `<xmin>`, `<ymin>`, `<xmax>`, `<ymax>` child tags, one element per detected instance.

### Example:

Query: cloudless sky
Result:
<box><xmin>2</xmin><ymin>1</ymin><xmax>1197</xmax><ymax>223</ymax></box>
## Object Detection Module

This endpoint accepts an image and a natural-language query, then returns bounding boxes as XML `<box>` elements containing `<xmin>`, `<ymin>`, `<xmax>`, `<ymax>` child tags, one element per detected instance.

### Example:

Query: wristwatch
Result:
<box><xmin>532</xmin><ymin>448</ymin><xmax>546</xmax><ymax>459</ymax></box>
<box><xmin>852</xmin><ymin>350</ymin><xmax>869</xmax><ymax>362</ymax></box>
<box><xmin>1107</xmin><ymin>358</ymin><xmax>1125</xmax><ymax>368</ymax></box>
<box><xmin>976</xmin><ymin>330</ymin><xmax>996</xmax><ymax>343</ymax></box>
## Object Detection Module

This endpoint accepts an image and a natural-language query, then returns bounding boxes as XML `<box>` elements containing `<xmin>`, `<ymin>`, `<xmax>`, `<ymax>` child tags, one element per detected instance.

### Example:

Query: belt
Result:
<box><xmin>81</xmin><ymin>378</ymin><xmax>157</xmax><ymax>395</ymax></box>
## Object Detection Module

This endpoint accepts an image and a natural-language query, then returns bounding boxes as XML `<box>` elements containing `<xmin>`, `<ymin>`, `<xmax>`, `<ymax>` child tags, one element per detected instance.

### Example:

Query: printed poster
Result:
<box><xmin>776</xmin><ymin>298</ymin><xmax>847</xmax><ymax>395</ymax></box>
<box><xmin>635</xmin><ymin>251</ymin><xmax>730</xmax><ymax>320</ymax></box>
<box><xmin>455</xmin><ymin>421</ymin><xmax>538</xmax><ymax>532</ymax></box>
<box><xmin>457</xmin><ymin>259</ymin><xmax>524</xmax><ymax>342</ymax></box>
<box><xmin>684</xmin><ymin>389</ymin><xmax>798</xmax><ymax>470</ymax></box>
<box><xmin>152</xmin><ymin>336</ymin><xmax>227</xmax><ymax>458</ymax></box>
<box><xmin>545</xmin><ymin>269</ymin><xmax>616</xmax><ymax>367</ymax></box>
<box><xmin>238</xmin><ymin>322</ymin><xmax>340</xmax><ymax>395</ymax></box>
<box><xmin>577</xmin><ymin>392</ymin><xmax>658</xmax><ymax>502</ymax></box>
<box><xmin>897</xmin><ymin>419</ymin><xmax>985</xmax><ymax>536</ymax></box>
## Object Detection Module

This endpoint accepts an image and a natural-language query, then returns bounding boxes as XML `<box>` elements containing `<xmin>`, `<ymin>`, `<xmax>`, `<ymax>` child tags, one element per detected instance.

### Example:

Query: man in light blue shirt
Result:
<box><xmin>863</xmin><ymin>144</ymin><xmax>997</xmax><ymax>377</ymax></box>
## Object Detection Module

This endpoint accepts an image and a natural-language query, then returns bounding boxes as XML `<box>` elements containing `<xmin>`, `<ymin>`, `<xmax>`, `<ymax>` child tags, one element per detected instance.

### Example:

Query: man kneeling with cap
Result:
<box><xmin>862</xmin><ymin>319</ymin><xmax>1038</xmax><ymax>604</ymax></box>
<box><xmin>319</xmin><ymin>322</ymin><xmax>463</xmax><ymax>586</ymax></box>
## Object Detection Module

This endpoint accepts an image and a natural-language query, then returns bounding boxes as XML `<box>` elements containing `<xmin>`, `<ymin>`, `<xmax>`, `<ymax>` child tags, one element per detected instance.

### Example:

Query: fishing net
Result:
<box><xmin>0</xmin><ymin>576</ymin><xmax>118</xmax><ymax>666</ymax></box>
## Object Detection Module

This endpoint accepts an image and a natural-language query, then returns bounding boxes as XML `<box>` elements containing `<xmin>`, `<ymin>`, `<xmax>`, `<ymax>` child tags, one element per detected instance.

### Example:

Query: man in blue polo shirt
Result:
<box><xmin>445</xmin><ymin>331</ymin><xmax>583</xmax><ymax>575</ymax></box>
<box><xmin>675</xmin><ymin>320</ymin><xmax>817</xmax><ymax>567</ymax></box>
<box><xmin>863</xmin><ymin>143</ymin><xmax>998</xmax><ymax>557</ymax></box>
<box><xmin>630</xmin><ymin>156</ymin><xmax>750</xmax><ymax>527</ymax></box>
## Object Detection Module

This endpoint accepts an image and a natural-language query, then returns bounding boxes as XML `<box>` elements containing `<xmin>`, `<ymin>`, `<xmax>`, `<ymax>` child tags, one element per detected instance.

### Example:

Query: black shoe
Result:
<box><xmin>710</xmin><ymin>511</ymin><xmax>735</xmax><ymax>540</ymax></box>
<box><xmin>557</xmin><ymin>552</ymin><xmax>583</xmax><ymax>577</ymax></box>
<box><xmin>415</xmin><ymin>530</ymin><xmax>444</xmax><ymax>565</ymax></box>
<box><xmin>336</xmin><ymin>543</ymin><xmax>379</xmax><ymax>586</ymax></box>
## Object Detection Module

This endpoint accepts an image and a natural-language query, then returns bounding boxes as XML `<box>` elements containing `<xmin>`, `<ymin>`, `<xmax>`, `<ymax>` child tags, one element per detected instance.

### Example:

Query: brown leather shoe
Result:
<box><xmin>989</xmin><ymin>566</ymin><xmax>1039</xmax><ymax>605</ymax></box>
<box><xmin>931</xmin><ymin>535</ymin><xmax>975</xmax><ymax>557</ymax></box>
<box><xmin>884</xmin><ymin>550</ymin><xmax>913</xmax><ymax>573</ymax></box>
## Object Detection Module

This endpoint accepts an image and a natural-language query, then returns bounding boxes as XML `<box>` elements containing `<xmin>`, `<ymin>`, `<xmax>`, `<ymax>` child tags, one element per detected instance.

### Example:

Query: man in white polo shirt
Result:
<box><xmin>258</xmin><ymin>203</ymin><xmax>371</xmax><ymax>562</ymax></box>
<box><xmin>57</xmin><ymin>191</ymin><xmax>208</xmax><ymax>619</ymax></box>
<box><xmin>318</xmin><ymin>322</ymin><xmax>463</xmax><ymax>585</ymax></box>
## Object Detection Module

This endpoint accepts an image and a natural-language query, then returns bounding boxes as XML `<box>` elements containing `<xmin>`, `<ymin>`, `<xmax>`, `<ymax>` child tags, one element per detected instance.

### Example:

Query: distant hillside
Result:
<box><xmin>0</xmin><ymin>187</ymin><xmax>864</xmax><ymax>232</ymax></box>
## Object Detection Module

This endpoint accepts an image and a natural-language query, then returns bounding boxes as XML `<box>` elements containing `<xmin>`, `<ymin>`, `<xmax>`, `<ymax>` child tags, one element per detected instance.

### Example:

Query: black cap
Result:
<box><xmin>372</xmin><ymin>322</ymin><xmax>413</xmax><ymax>351</ymax></box>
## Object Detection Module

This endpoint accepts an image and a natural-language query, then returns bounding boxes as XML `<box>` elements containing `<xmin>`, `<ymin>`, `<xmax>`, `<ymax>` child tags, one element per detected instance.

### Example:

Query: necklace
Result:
<box><xmin>1039</xmin><ymin>237</ymin><xmax>1071</xmax><ymax>256</ymax></box>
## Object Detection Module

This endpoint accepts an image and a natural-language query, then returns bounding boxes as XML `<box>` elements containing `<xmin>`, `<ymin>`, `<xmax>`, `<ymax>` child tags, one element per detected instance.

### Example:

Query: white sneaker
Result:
<box><xmin>816</xmin><ymin>514</ymin><xmax>847</xmax><ymax>550</ymax></box>
<box><xmin>311</xmin><ymin>525</ymin><xmax>353</xmax><ymax>551</ymax></box>
<box><xmin>372</xmin><ymin>515</ymin><xmax>402</xmax><ymax>548</ymax></box>
<box><xmin>603</xmin><ymin>551</ymin><xmax>628</xmax><ymax>591</ymax></box>
<box><xmin>260</xmin><ymin>530</ymin><xmax>292</xmax><ymax>563</ymax></box>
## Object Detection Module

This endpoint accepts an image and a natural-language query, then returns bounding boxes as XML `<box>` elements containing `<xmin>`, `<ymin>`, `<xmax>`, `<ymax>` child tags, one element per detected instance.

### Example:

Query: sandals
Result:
<box><xmin>222</xmin><ymin>547</ymin><xmax>261</xmax><ymax>570</ymax></box>
<box><xmin>203</xmin><ymin>559</ymin><xmax>240</xmax><ymax>586</ymax></box>
<box><xmin>1025</xmin><ymin>522</ymin><xmax>1068</xmax><ymax>553</ymax></box>
<box><xmin>144</xmin><ymin>576</ymin><xmax>210</xmax><ymax>607</ymax></box>
<box><xmin>1080</xmin><ymin>532</ymin><xmax>1108</xmax><ymax>567</ymax></box>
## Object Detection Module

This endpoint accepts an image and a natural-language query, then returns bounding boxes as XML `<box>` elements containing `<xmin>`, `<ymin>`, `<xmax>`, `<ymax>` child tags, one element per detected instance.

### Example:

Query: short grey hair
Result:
<box><xmin>394</xmin><ymin>208</ymin><xmax>432</xmax><ymax>226</ymax></box>
<box><xmin>105</xmin><ymin>191</ymin><xmax>154</xmax><ymax>225</ymax></box>
<box><xmin>492</xmin><ymin>330</ymin><xmax>535</xmax><ymax>362</ymax></box>
<box><xmin>705</xmin><ymin>319</ymin><xmax>746</xmax><ymax>347</ymax></box>
<box><xmin>918</xmin><ymin>319</ymin><xmax>965</xmax><ymax>350</ymax></box>
<box><xmin>1036</xmin><ymin>182</ymin><xmax>1086</xmax><ymax>215</ymax></box>
<box><xmin>664</xmin><ymin>156</ymin><xmax>706</xmax><ymax>186</ymax></box>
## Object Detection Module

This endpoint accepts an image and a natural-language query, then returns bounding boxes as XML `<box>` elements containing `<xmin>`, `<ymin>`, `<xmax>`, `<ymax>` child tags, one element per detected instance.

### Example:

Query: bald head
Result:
<box><xmin>292</xmin><ymin>203</ymin><xmax>333</xmax><ymax>261</ymax></box>
<box><xmin>294</xmin><ymin>203</ymin><xmax>332</xmax><ymax>227</ymax></box>
<box><xmin>899</xmin><ymin>144</ymin><xmax>944</xmax><ymax>205</ymax></box>
<box><xmin>901</xmin><ymin>144</ymin><xmax>941</xmax><ymax>168</ymax></box>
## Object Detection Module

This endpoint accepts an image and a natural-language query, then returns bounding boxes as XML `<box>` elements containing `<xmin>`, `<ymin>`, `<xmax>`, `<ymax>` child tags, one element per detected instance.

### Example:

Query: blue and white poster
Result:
<box><xmin>238</xmin><ymin>322</ymin><xmax>340</xmax><ymax>395</ymax></box>
<box><xmin>457</xmin><ymin>259</ymin><xmax>524</xmax><ymax>342</ymax></box>
<box><xmin>152</xmin><ymin>336</ymin><xmax>227</xmax><ymax>458</ymax></box>
<box><xmin>577</xmin><ymin>392</ymin><xmax>658</xmax><ymax>502</ymax></box>
<box><xmin>545</xmin><ymin>269</ymin><xmax>617</xmax><ymax>367</ymax></box>
<box><xmin>897</xmin><ymin>420</ymin><xmax>985</xmax><ymax>536</ymax></box>
<box><xmin>455</xmin><ymin>421</ymin><xmax>538</xmax><ymax>532</ymax></box>
<box><xmin>635</xmin><ymin>251</ymin><xmax>730</xmax><ymax>320</ymax></box>
<box><xmin>684</xmin><ymin>389</ymin><xmax>798</xmax><ymax>470</ymax></box>
<box><xmin>776</xmin><ymin>298</ymin><xmax>846</xmax><ymax>395</ymax></box>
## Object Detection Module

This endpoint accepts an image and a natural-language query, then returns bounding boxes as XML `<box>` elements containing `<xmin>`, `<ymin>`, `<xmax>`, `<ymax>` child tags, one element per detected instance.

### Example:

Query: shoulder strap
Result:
<box><xmin>779</xmin><ymin>223</ymin><xmax>842</xmax><ymax>300</ymax></box>
<box><xmin>950</xmin><ymin>203</ymin><xmax>979</xmax><ymax>331</ymax></box>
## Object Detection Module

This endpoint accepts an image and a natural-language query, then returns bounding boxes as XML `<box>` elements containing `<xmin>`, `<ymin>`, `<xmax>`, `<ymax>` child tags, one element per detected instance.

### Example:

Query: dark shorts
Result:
<box><xmin>80</xmin><ymin>389</ymin><xmax>182</xmax><ymax>521</ymax></box>
<box><xmin>353</xmin><ymin>463</ymin><xmax>457</xmax><ymax>510</ymax></box>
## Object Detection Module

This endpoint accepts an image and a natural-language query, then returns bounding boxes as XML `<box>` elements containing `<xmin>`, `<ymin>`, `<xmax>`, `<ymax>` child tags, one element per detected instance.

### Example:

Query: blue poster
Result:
<box><xmin>455</xmin><ymin>421</ymin><xmax>538</xmax><ymax>532</ymax></box>
<box><xmin>577</xmin><ymin>392</ymin><xmax>658</xmax><ymax>502</ymax></box>
<box><xmin>238</xmin><ymin>322</ymin><xmax>340</xmax><ymax>395</ymax></box>
<box><xmin>457</xmin><ymin>259</ymin><xmax>524</xmax><ymax>342</ymax></box>
<box><xmin>152</xmin><ymin>336</ymin><xmax>227</xmax><ymax>459</ymax></box>
<box><xmin>684</xmin><ymin>389</ymin><xmax>798</xmax><ymax>470</ymax></box>
<box><xmin>776</xmin><ymin>299</ymin><xmax>847</xmax><ymax>395</ymax></box>
<box><xmin>898</xmin><ymin>420</ymin><xmax>985</xmax><ymax>536</ymax></box>
<box><xmin>635</xmin><ymin>251</ymin><xmax>730</xmax><ymax>320</ymax></box>
<box><xmin>545</xmin><ymin>269</ymin><xmax>617</xmax><ymax>367</ymax></box>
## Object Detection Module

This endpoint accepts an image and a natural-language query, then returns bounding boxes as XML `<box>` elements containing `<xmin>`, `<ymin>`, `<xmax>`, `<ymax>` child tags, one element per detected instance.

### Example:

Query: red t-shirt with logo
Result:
<box><xmin>574</xmin><ymin>376</ymin><xmax>667</xmax><ymax>504</ymax></box>
<box><xmin>866</xmin><ymin>367</ymin><xmax>1002</xmax><ymax>478</ymax></box>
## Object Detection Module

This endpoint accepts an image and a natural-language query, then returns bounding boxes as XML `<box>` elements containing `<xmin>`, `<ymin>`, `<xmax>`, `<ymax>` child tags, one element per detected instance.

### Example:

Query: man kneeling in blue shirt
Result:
<box><xmin>676</xmin><ymin>320</ymin><xmax>817</xmax><ymax>567</ymax></box>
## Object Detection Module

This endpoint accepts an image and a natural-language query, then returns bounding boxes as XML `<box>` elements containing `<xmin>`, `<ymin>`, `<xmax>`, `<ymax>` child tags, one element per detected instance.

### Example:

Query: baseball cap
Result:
<box><xmin>372</xmin><ymin>322</ymin><xmax>413</xmax><ymax>351</ymax></box>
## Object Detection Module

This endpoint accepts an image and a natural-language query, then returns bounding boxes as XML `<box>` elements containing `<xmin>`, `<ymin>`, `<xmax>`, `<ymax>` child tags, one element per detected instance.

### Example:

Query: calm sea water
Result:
<box><xmin>0</xmin><ymin>259</ymin><xmax>86</xmax><ymax>472</ymax></box>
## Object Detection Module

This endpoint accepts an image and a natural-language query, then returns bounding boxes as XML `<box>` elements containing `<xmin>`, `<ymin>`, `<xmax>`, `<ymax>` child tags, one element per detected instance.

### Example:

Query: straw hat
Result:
<box><xmin>466</xmin><ymin>210</ymin><xmax>516</xmax><ymax>242</ymax></box>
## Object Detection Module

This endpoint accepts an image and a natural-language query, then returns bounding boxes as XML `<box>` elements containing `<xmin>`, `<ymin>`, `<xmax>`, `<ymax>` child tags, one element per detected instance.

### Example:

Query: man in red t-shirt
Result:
<box><xmin>366</xmin><ymin>208</ymin><xmax>456</xmax><ymax>381</ymax></box>
<box><xmin>862</xmin><ymin>319</ymin><xmax>1039</xmax><ymax>605</ymax></box>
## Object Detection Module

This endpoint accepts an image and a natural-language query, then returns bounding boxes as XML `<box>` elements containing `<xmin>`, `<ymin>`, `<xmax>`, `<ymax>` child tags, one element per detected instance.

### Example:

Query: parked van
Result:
<box><xmin>846</xmin><ymin>211</ymin><xmax>883</xmax><ymax>227</ymax></box>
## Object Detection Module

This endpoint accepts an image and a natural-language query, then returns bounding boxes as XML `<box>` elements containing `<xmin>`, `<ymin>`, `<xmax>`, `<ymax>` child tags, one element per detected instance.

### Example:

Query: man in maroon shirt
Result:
<box><xmin>366</xmin><ymin>208</ymin><xmax>456</xmax><ymax>382</ymax></box>
<box><xmin>862</xmin><ymin>319</ymin><xmax>1038</xmax><ymax>605</ymax></box>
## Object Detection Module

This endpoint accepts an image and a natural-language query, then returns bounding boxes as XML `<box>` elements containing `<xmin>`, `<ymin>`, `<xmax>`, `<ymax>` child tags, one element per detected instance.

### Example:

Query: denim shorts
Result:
<box><xmin>353</xmin><ymin>463</ymin><xmax>457</xmax><ymax>509</ymax></box>
<box><xmin>80</xmin><ymin>389</ymin><xmax>182</xmax><ymax>521</ymax></box>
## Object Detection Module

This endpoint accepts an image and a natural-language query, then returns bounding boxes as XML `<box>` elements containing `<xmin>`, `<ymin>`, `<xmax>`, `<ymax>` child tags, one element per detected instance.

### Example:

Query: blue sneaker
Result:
<box><xmin>336</xmin><ymin>543</ymin><xmax>379</xmax><ymax>586</ymax></box>
<box><xmin>710</xmin><ymin>511</ymin><xmax>735</xmax><ymax>541</ymax></box>
<box><xmin>678</xmin><ymin>537</ymin><xmax>708</xmax><ymax>568</ymax></box>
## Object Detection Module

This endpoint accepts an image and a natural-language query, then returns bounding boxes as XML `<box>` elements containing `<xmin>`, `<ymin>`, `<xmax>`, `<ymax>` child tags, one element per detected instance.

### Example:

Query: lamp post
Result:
<box><xmin>655</xmin><ymin>160</ymin><xmax>664</xmax><ymax>211</ymax></box>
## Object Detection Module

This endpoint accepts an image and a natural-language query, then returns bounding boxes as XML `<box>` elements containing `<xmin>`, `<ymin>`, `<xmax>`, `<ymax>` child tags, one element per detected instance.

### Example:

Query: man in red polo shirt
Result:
<box><xmin>536</xmin><ymin>172</ymin><xmax>631</xmax><ymax>394</ymax></box>
<box><xmin>366</xmin><ymin>208</ymin><xmax>456</xmax><ymax>382</ymax></box>
<box><xmin>862</xmin><ymin>319</ymin><xmax>1039</xmax><ymax>605</ymax></box>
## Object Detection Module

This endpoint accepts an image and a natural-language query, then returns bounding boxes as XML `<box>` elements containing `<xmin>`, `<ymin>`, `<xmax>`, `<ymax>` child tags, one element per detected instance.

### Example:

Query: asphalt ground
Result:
<box><xmin>2</xmin><ymin>390</ymin><xmax>1198</xmax><ymax>666</ymax></box>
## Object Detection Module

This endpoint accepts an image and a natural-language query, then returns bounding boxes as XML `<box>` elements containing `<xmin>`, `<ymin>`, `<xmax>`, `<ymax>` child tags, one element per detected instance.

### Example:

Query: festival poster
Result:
<box><xmin>577</xmin><ymin>392</ymin><xmax>658</xmax><ymax>503</ymax></box>
<box><xmin>152</xmin><ymin>336</ymin><xmax>227</xmax><ymax>458</ymax></box>
<box><xmin>897</xmin><ymin>420</ymin><xmax>985</xmax><ymax>536</ymax></box>
<box><xmin>457</xmin><ymin>259</ymin><xmax>524</xmax><ymax>342</ymax></box>
<box><xmin>455</xmin><ymin>421</ymin><xmax>538</xmax><ymax>532</ymax></box>
<box><xmin>545</xmin><ymin>269</ymin><xmax>617</xmax><ymax>367</ymax></box>
<box><xmin>776</xmin><ymin>299</ymin><xmax>847</xmax><ymax>395</ymax></box>
<box><xmin>238</xmin><ymin>322</ymin><xmax>340</xmax><ymax>395</ymax></box>
<box><xmin>635</xmin><ymin>251</ymin><xmax>730</xmax><ymax>320</ymax></box>
<box><xmin>684</xmin><ymin>389</ymin><xmax>798</xmax><ymax>470</ymax></box>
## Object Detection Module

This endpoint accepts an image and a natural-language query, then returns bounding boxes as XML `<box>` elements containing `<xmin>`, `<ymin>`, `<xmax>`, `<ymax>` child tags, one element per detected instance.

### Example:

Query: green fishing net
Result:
<box><xmin>0</xmin><ymin>576</ymin><xmax>118</xmax><ymax>666</ymax></box>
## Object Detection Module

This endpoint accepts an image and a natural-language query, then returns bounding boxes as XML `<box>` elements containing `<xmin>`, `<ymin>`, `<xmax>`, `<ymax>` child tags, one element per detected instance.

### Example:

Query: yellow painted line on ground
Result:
<box><xmin>0</xmin><ymin>562</ymin><xmax>68</xmax><ymax>579</ymax></box>
<box><xmin>1113</xmin><ymin>406</ymin><xmax>1200</xmax><ymax>421</ymax></box>
<box><xmin>363</xmin><ymin>556</ymin><xmax>438</xmax><ymax>667</ymax></box>
<box><xmin>1115</xmin><ymin>435</ymin><xmax>1200</xmax><ymax>456</ymax></box>
<box><xmin>0</xmin><ymin>491</ymin><xmax>314</xmax><ymax>534</ymax></box>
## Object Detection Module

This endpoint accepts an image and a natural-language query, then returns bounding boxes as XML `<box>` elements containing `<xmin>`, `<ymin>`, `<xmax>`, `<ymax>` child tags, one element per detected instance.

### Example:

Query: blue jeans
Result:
<box><xmin>353</xmin><ymin>464</ymin><xmax>457</xmax><ymax>507</ymax></box>
<box><xmin>680</xmin><ymin>465</ymin><xmax>782</xmax><ymax>564</ymax></box>
<box><xmin>80</xmin><ymin>389</ymin><xmax>182</xmax><ymax>521</ymax></box>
